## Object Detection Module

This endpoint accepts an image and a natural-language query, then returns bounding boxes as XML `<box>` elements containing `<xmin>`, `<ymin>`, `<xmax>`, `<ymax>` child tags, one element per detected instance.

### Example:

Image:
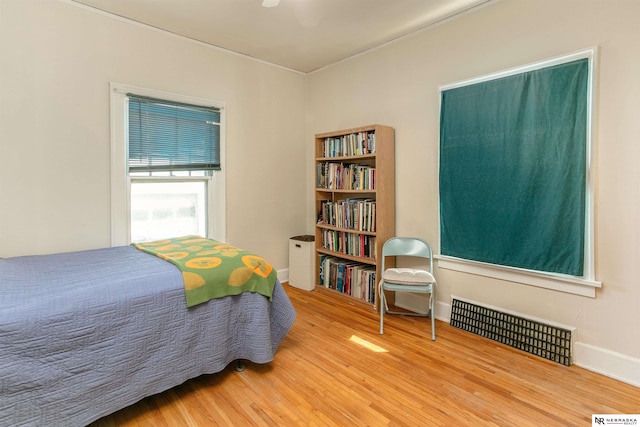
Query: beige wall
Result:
<box><xmin>0</xmin><ymin>0</ymin><xmax>307</xmax><ymax>269</ymax></box>
<box><xmin>307</xmin><ymin>0</ymin><xmax>640</xmax><ymax>376</ymax></box>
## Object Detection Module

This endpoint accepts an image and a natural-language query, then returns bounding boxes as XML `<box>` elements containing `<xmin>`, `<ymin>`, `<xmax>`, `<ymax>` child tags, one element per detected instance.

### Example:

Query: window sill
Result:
<box><xmin>435</xmin><ymin>255</ymin><xmax>601</xmax><ymax>298</ymax></box>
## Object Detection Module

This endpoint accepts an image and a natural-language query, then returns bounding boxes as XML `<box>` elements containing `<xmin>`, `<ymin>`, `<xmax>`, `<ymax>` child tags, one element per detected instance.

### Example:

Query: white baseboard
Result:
<box><xmin>277</xmin><ymin>268</ymin><xmax>289</xmax><ymax>284</ymax></box>
<box><xmin>436</xmin><ymin>299</ymin><xmax>452</xmax><ymax>322</ymax></box>
<box><xmin>573</xmin><ymin>342</ymin><xmax>640</xmax><ymax>388</ymax></box>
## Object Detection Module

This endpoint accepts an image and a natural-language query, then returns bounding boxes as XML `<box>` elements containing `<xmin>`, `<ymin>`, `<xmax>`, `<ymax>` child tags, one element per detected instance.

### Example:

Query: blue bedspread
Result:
<box><xmin>0</xmin><ymin>246</ymin><xmax>296</xmax><ymax>426</ymax></box>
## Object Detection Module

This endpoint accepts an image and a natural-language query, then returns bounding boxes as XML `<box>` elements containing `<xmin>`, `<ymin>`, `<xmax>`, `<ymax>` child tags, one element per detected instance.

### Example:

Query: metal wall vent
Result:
<box><xmin>450</xmin><ymin>298</ymin><xmax>572</xmax><ymax>366</ymax></box>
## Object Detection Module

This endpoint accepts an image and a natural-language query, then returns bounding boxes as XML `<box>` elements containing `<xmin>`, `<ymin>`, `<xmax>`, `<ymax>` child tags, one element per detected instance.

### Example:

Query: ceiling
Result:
<box><xmin>72</xmin><ymin>0</ymin><xmax>492</xmax><ymax>74</ymax></box>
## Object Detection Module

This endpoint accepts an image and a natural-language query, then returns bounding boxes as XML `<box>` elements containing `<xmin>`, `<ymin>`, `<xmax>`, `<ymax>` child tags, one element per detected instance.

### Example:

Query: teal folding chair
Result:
<box><xmin>378</xmin><ymin>237</ymin><xmax>436</xmax><ymax>340</ymax></box>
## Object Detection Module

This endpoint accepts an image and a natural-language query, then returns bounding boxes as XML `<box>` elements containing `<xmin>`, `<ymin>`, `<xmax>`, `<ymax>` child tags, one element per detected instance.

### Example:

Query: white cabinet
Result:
<box><xmin>289</xmin><ymin>236</ymin><xmax>315</xmax><ymax>291</ymax></box>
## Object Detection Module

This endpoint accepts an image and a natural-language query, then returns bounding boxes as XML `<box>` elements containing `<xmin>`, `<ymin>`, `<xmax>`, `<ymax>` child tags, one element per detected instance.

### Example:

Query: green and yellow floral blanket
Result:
<box><xmin>133</xmin><ymin>236</ymin><xmax>276</xmax><ymax>307</ymax></box>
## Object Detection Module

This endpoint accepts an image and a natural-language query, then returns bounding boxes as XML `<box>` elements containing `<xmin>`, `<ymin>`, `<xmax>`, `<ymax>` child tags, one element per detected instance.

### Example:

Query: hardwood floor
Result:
<box><xmin>92</xmin><ymin>284</ymin><xmax>640</xmax><ymax>426</ymax></box>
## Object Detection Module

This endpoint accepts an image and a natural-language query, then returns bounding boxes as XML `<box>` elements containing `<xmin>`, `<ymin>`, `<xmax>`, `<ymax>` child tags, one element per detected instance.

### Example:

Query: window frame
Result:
<box><xmin>436</xmin><ymin>48</ymin><xmax>601</xmax><ymax>297</ymax></box>
<box><xmin>109</xmin><ymin>82</ymin><xmax>226</xmax><ymax>246</ymax></box>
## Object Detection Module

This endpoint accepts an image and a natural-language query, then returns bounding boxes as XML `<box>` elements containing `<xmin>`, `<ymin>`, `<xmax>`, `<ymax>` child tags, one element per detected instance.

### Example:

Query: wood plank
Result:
<box><xmin>91</xmin><ymin>284</ymin><xmax>640</xmax><ymax>426</ymax></box>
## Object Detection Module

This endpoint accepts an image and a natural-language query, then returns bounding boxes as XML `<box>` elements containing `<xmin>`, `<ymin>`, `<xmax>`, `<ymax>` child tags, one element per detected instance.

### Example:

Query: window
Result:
<box><xmin>130</xmin><ymin>180</ymin><xmax>207</xmax><ymax>243</ymax></box>
<box><xmin>438</xmin><ymin>49</ymin><xmax>600</xmax><ymax>297</ymax></box>
<box><xmin>110</xmin><ymin>83</ymin><xmax>226</xmax><ymax>246</ymax></box>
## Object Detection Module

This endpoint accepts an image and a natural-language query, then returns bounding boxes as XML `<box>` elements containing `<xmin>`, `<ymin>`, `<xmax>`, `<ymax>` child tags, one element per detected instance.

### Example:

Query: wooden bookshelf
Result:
<box><xmin>314</xmin><ymin>124</ymin><xmax>395</xmax><ymax>308</ymax></box>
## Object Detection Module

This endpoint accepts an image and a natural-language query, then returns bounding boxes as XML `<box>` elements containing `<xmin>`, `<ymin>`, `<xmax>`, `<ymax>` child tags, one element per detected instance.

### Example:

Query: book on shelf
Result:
<box><xmin>319</xmin><ymin>256</ymin><xmax>377</xmax><ymax>303</ymax></box>
<box><xmin>320</xmin><ymin>229</ymin><xmax>377</xmax><ymax>259</ymax></box>
<box><xmin>316</xmin><ymin>163</ymin><xmax>376</xmax><ymax>191</ymax></box>
<box><xmin>322</xmin><ymin>131</ymin><xmax>377</xmax><ymax>158</ymax></box>
<box><xmin>317</xmin><ymin>198</ymin><xmax>376</xmax><ymax>232</ymax></box>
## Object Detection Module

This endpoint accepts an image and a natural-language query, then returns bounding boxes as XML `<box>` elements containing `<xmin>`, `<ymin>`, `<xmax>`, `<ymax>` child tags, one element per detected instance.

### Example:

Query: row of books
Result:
<box><xmin>316</xmin><ymin>162</ymin><xmax>376</xmax><ymax>191</ymax></box>
<box><xmin>317</xmin><ymin>198</ymin><xmax>376</xmax><ymax>232</ymax></box>
<box><xmin>319</xmin><ymin>256</ymin><xmax>377</xmax><ymax>303</ymax></box>
<box><xmin>322</xmin><ymin>132</ymin><xmax>376</xmax><ymax>158</ymax></box>
<box><xmin>320</xmin><ymin>229</ymin><xmax>377</xmax><ymax>259</ymax></box>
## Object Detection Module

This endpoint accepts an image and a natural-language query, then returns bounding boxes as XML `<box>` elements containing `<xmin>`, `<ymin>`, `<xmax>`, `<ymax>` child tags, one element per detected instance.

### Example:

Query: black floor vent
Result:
<box><xmin>450</xmin><ymin>298</ymin><xmax>572</xmax><ymax>366</ymax></box>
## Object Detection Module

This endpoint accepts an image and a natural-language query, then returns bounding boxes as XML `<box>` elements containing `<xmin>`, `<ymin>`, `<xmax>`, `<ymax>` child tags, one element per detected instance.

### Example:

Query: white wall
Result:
<box><xmin>0</xmin><ymin>0</ymin><xmax>307</xmax><ymax>270</ymax></box>
<box><xmin>307</xmin><ymin>0</ymin><xmax>640</xmax><ymax>385</ymax></box>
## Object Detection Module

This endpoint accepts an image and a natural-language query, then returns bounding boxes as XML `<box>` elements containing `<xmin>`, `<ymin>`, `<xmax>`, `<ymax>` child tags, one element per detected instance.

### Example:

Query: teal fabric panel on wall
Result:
<box><xmin>439</xmin><ymin>58</ymin><xmax>588</xmax><ymax>276</ymax></box>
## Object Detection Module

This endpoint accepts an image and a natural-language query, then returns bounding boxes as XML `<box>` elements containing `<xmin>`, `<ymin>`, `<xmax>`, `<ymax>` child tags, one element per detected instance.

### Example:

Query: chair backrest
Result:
<box><xmin>381</xmin><ymin>237</ymin><xmax>433</xmax><ymax>273</ymax></box>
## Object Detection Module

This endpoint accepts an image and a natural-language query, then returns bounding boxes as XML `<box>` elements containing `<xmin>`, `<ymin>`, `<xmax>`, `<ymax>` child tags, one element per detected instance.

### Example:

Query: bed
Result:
<box><xmin>0</xmin><ymin>243</ymin><xmax>296</xmax><ymax>426</ymax></box>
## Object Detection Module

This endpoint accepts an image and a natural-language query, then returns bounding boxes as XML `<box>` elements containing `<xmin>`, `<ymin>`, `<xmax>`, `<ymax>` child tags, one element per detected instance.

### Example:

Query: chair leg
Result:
<box><xmin>379</xmin><ymin>281</ymin><xmax>385</xmax><ymax>334</ymax></box>
<box><xmin>430</xmin><ymin>291</ymin><xmax>436</xmax><ymax>341</ymax></box>
<box><xmin>431</xmin><ymin>316</ymin><xmax>435</xmax><ymax>341</ymax></box>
